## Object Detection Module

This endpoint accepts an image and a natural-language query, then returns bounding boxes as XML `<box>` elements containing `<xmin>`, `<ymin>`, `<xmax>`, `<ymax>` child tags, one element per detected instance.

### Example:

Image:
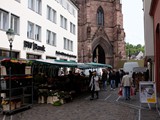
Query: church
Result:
<box><xmin>75</xmin><ymin>0</ymin><xmax>126</xmax><ymax>68</ymax></box>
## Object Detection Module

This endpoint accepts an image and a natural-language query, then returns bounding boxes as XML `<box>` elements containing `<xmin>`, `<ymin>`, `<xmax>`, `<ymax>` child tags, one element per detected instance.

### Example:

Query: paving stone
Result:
<box><xmin>0</xmin><ymin>87</ymin><xmax>159</xmax><ymax>120</ymax></box>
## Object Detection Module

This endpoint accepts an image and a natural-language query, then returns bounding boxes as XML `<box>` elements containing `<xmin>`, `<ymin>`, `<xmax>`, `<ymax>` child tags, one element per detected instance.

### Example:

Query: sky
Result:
<box><xmin>122</xmin><ymin>0</ymin><xmax>144</xmax><ymax>46</ymax></box>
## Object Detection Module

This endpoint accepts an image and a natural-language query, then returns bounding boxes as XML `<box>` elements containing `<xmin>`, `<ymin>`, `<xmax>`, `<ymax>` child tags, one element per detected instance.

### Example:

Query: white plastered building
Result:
<box><xmin>0</xmin><ymin>0</ymin><xmax>78</xmax><ymax>61</ymax></box>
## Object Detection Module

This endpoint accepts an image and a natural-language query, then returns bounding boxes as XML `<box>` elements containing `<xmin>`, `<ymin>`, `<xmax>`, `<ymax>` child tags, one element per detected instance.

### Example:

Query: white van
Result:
<box><xmin>123</xmin><ymin>62</ymin><xmax>139</xmax><ymax>76</ymax></box>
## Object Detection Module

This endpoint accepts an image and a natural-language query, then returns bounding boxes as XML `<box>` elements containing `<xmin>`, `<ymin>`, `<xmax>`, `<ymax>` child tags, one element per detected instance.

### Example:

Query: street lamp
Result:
<box><xmin>6</xmin><ymin>28</ymin><xmax>15</xmax><ymax>58</ymax></box>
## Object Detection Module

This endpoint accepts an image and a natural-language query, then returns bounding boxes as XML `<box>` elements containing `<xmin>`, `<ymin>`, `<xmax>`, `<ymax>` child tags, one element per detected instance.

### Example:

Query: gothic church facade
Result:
<box><xmin>75</xmin><ymin>0</ymin><xmax>126</xmax><ymax>68</ymax></box>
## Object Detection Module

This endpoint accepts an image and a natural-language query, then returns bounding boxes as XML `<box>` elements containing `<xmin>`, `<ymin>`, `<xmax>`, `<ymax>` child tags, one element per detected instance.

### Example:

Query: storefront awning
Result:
<box><xmin>30</xmin><ymin>59</ymin><xmax>77</xmax><ymax>68</ymax></box>
<box><xmin>85</xmin><ymin>62</ymin><xmax>112</xmax><ymax>68</ymax></box>
<box><xmin>29</xmin><ymin>60</ymin><xmax>112</xmax><ymax>69</ymax></box>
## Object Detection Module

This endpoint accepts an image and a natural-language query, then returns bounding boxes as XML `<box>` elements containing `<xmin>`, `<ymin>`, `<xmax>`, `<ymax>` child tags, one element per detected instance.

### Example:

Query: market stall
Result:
<box><xmin>0</xmin><ymin>58</ymin><xmax>112</xmax><ymax>111</ymax></box>
<box><xmin>132</xmin><ymin>67</ymin><xmax>148</xmax><ymax>93</ymax></box>
<box><xmin>0</xmin><ymin>58</ymin><xmax>33</xmax><ymax>114</ymax></box>
<box><xmin>30</xmin><ymin>59</ymin><xmax>92</xmax><ymax>105</ymax></box>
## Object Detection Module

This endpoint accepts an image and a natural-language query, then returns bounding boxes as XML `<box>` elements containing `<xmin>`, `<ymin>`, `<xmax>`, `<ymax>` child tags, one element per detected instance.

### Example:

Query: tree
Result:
<box><xmin>125</xmin><ymin>42</ymin><xmax>145</xmax><ymax>57</ymax></box>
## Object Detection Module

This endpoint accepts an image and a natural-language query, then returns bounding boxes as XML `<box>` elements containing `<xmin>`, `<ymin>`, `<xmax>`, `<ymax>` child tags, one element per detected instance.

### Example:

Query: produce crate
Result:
<box><xmin>3</xmin><ymin>103</ymin><xmax>15</xmax><ymax>111</ymax></box>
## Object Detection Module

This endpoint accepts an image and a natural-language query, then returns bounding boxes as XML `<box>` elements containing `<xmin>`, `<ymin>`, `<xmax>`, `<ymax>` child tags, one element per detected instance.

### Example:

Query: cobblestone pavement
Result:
<box><xmin>0</xmin><ymin>86</ymin><xmax>160</xmax><ymax>120</ymax></box>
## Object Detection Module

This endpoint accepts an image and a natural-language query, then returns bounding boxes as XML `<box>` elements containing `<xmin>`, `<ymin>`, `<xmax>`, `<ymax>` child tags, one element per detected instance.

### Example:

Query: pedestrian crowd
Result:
<box><xmin>88</xmin><ymin>68</ymin><xmax>133</xmax><ymax>101</ymax></box>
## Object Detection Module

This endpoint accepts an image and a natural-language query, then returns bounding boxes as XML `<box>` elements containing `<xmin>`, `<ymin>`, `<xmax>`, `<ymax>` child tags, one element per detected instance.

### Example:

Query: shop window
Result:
<box><xmin>0</xmin><ymin>49</ymin><xmax>19</xmax><ymax>58</ymax></box>
<box><xmin>27</xmin><ymin>53</ymin><xmax>41</xmax><ymax>59</ymax></box>
<box><xmin>46</xmin><ymin>56</ymin><xmax>56</xmax><ymax>59</ymax></box>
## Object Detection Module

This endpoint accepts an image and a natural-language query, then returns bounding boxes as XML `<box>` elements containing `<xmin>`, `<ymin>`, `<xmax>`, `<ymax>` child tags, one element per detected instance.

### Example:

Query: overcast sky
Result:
<box><xmin>122</xmin><ymin>0</ymin><xmax>144</xmax><ymax>46</ymax></box>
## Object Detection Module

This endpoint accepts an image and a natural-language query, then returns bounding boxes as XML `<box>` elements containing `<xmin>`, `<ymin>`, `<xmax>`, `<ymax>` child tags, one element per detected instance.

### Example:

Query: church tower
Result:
<box><xmin>75</xmin><ymin>0</ymin><xmax>126</xmax><ymax>68</ymax></box>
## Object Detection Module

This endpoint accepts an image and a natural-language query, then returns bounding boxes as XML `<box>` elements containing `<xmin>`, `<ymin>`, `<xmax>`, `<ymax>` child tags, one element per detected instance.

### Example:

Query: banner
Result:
<box><xmin>139</xmin><ymin>81</ymin><xmax>157</xmax><ymax>103</ymax></box>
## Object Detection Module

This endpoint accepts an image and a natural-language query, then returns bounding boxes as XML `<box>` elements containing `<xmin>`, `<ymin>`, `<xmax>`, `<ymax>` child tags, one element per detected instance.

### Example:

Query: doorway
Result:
<box><xmin>92</xmin><ymin>45</ymin><xmax>105</xmax><ymax>64</ymax></box>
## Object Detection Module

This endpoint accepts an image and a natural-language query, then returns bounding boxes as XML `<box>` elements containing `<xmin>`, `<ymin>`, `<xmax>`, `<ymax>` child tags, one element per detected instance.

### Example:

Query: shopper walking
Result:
<box><xmin>89</xmin><ymin>71</ymin><xmax>100</xmax><ymax>100</ymax></box>
<box><xmin>121</xmin><ymin>72</ymin><xmax>132</xmax><ymax>100</ymax></box>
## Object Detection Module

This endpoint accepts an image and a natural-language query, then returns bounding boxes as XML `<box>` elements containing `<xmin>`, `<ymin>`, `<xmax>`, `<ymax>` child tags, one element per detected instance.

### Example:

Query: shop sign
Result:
<box><xmin>24</xmin><ymin>41</ymin><xmax>45</xmax><ymax>52</ymax></box>
<box><xmin>55</xmin><ymin>51</ymin><xmax>76</xmax><ymax>58</ymax></box>
<box><xmin>139</xmin><ymin>81</ymin><xmax>157</xmax><ymax>103</ymax></box>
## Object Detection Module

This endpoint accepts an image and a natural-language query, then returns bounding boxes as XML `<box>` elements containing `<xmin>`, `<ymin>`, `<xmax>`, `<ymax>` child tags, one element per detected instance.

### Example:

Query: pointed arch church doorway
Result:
<box><xmin>93</xmin><ymin>45</ymin><xmax>105</xmax><ymax>64</ymax></box>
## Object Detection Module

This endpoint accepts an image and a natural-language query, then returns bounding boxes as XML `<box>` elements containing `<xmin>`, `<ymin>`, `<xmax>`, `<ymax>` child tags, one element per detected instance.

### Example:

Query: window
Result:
<box><xmin>55</xmin><ymin>0</ymin><xmax>59</xmax><ymax>3</ymax></box>
<box><xmin>10</xmin><ymin>14</ymin><xmax>19</xmax><ymax>34</ymax></box>
<box><xmin>27</xmin><ymin>22</ymin><xmax>34</xmax><ymax>39</ymax></box>
<box><xmin>28</xmin><ymin>0</ymin><xmax>41</xmax><ymax>14</ymax></box>
<box><xmin>72</xmin><ymin>8</ymin><xmax>75</xmax><ymax>16</ymax></box>
<box><xmin>60</xmin><ymin>0</ymin><xmax>63</xmax><ymax>5</ymax></box>
<box><xmin>15</xmin><ymin>0</ymin><xmax>20</xmax><ymax>2</ymax></box>
<box><xmin>63</xmin><ymin>0</ymin><xmax>67</xmax><ymax>9</ymax></box>
<box><xmin>46</xmin><ymin>56</ymin><xmax>56</xmax><ymax>59</ymax></box>
<box><xmin>27</xmin><ymin>53</ymin><xmax>41</xmax><ymax>59</ymax></box>
<box><xmin>64</xmin><ymin>37</ymin><xmax>67</xmax><ymax>49</ymax></box>
<box><xmin>97</xmin><ymin>6</ymin><xmax>104</xmax><ymax>26</ymax></box>
<box><xmin>60</xmin><ymin>15</ymin><xmax>67</xmax><ymax>30</ymax></box>
<box><xmin>70</xmin><ymin>22</ymin><xmax>75</xmax><ymax>34</ymax></box>
<box><xmin>67</xmin><ymin>3</ymin><xmax>69</xmax><ymax>11</ymax></box>
<box><xmin>47</xmin><ymin>6</ymin><xmax>56</xmax><ymax>23</ymax></box>
<box><xmin>27</xmin><ymin>21</ymin><xmax>41</xmax><ymax>41</ymax></box>
<box><xmin>46</xmin><ymin>30</ymin><xmax>56</xmax><ymax>46</ymax></box>
<box><xmin>35</xmin><ymin>0</ymin><xmax>41</xmax><ymax>14</ymax></box>
<box><xmin>35</xmin><ymin>25</ymin><xmax>41</xmax><ymax>41</ymax></box>
<box><xmin>0</xmin><ymin>49</ymin><xmax>19</xmax><ymax>58</ymax></box>
<box><xmin>0</xmin><ymin>9</ymin><xmax>9</xmax><ymax>30</ymax></box>
<box><xmin>64</xmin><ymin>37</ymin><xmax>73</xmax><ymax>51</ymax></box>
<box><xmin>28</xmin><ymin>0</ymin><xmax>34</xmax><ymax>10</ymax></box>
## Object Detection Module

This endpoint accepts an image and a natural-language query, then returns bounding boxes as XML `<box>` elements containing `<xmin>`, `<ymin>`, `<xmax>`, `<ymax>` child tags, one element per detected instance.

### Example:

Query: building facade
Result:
<box><xmin>75</xmin><ymin>0</ymin><xmax>126</xmax><ymax>67</ymax></box>
<box><xmin>143</xmin><ymin>0</ymin><xmax>154</xmax><ymax>82</ymax></box>
<box><xmin>0</xmin><ymin>0</ymin><xmax>78</xmax><ymax>61</ymax></box>
<box><xmin>149</xmin><ymin>0</ymin><xmax>160</xmax><ymax>95</ymax></box>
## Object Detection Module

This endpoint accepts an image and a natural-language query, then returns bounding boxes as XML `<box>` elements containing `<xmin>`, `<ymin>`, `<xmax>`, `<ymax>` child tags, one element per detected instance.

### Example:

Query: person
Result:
<box><xmin>115</xmin><ymin>70</ymin><xmax>120</xmax><ymax>88</ymax></box>
<box><xmin>67</xmin><ymin>71</ymin><xmax>75</xmax><ymax>91</ymax></box>
<box><xmin>110</xmin><ymin>70</ymin><xmax>116</xmax><ymax>90</ymax></box>
<box><xmin>132</xmin><ymin>72</ymin><xmax>136</xmax><ymax>87</ymax></box>
<box><xmin>121</xmin><ymin>72</ymin><xmax>132</xmax><ymax>100</ymax></box>
<box><xmin>89</xmin><ymin>70</ymin><xmax>92</xmax><ymax>83</ymax></box>
<box><xmin>102</xmin><ymin>69</ymin><xmax>107</xmax><ymax>90</ymax></box>
<box><xmin>80</xmin><ymin>71</ymin><xmax>86</xmax><ymax>76</ymax></box>
<box><xmin>89</xmin><ymin>71</ymin><xmax>100</xmax><ymax>100</ymax></box>
<box><xmin>120</xmin><ymin>69</ymin><xmax>125</xmax><ymax>82</ymax></box>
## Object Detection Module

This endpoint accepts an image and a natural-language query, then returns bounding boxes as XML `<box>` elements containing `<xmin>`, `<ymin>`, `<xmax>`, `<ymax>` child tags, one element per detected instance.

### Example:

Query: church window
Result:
<box><xmin>97</xmin><ymin>7</ymin><xmax>104</xmax><ymax>26</ymax></box>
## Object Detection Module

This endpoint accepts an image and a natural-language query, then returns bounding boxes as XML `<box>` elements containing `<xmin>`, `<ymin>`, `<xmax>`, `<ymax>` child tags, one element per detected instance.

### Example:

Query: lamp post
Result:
<box><xmin>6</xmin><ymin>28</ymin><xmax>15</xmax><ymax>111</ymax></box>
<box><xmin>6</xmin><ymin>28</ymin><xmax>15</xmax><ymax>58</ymax></box>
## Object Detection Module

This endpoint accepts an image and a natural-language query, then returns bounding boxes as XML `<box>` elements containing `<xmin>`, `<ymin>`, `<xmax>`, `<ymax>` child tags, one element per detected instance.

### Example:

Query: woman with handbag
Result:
<box><xmin>89</xmin><ymin>71</ymin><xmax>100</xmax><ymax>100</ymax></box>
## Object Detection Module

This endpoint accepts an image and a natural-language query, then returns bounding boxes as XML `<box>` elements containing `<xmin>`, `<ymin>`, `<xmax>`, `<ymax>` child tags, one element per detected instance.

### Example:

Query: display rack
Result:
<box><xmin>0</xmin><ymin>58</ymin><xmax>33</xmax><ymax>114</ymax></box>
